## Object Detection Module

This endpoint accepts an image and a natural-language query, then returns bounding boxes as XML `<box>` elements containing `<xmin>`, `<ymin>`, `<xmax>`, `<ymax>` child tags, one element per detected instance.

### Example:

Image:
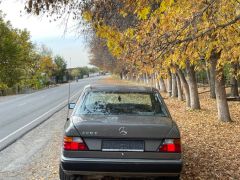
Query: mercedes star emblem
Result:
<box><xmin>119</xmin><ymin>127</ymin><xmax>128</xmax><ymax>136</ymax></box>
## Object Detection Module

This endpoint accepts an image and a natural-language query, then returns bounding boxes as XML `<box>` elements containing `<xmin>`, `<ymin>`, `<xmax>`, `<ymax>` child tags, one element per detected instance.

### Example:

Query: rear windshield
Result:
<box><xmin>75</xmin><ymin>91</ymin><xmax>167</xmax><ymax>116</ymax></box>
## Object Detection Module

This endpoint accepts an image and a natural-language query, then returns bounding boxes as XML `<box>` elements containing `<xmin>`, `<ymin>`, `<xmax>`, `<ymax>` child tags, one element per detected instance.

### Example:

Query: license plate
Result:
<box><xmin>102</xmin><ymin>140</ymin><xmax>144</xmax><ymax>152</ymax></box>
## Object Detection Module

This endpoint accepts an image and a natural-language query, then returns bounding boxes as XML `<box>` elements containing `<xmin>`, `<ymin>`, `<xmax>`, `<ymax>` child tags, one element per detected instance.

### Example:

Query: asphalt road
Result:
<box><xmin>0</xmin><ymin>76</ymin><xmax>104</xmax><ymax>150</ymax></box>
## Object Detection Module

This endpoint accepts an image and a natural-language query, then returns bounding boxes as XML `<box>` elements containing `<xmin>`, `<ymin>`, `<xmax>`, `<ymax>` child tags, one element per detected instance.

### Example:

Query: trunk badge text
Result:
<box><xmin>119</xmin><ymin>127</ymin><xmax>128</xmax><ymax>136</ymax></box>
<box><xmin>81</xmin><ymin>131</ymin><xmax>98</xmax><ymax>136</ymax></box>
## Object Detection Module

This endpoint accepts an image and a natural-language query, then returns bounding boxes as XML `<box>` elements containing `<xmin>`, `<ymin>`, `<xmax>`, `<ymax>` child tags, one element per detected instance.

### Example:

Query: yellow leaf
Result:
<box><xmin>82</xmin><ymin>11</ymin><xmax>92</xmax><ymax>21</ymax></box>
<box><xmin>137</xmin><ymin>6</ymin><xmax>151</xmax><ymax>20</ymax></box>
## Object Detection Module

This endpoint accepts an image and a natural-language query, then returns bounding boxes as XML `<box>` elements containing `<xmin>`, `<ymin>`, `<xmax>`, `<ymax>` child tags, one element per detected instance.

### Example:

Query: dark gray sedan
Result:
<box><xmin>60</xmin><ymin>84</ymin><xmax>182</xmax><ymax>180</ymax></box>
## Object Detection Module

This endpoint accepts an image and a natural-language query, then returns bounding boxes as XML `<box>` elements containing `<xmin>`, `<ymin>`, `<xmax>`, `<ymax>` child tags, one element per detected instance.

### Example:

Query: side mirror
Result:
<box><xmin>68</xmin><ymin>103</ymin><xmax>76</xmax><ymax>109</ymax></box>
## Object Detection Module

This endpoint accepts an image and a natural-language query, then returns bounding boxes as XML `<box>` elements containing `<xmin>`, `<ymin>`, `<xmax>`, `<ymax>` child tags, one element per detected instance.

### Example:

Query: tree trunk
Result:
<box><xmin>209</xmin><ymin>54</ymin><xmax>217</xmax><ymax>98</ymax></box>
<box><xmin>155</xmin><ymin>73</ymin><xmax>161</xmax><ymax>90</ymax></box>
<box><xmin>126</xmin><ymin>73</ymin><xmax>130</xmax><ymax>81</ymax></box>
<box><xmin>210</xmin><ymin>49</ymin><xmax>231</xmax><ymax>122</ymax></box>
<box><xmin>159</xmin><ymin>77</ymin><xmax>167</xmax><ymax>92</ymax></box>
<box><xmin>177</xmin><ymin>69</ymin><xmax>191</xmax><ymax>108</ymax></box>
<box><xmin>142</xmin><ymin>74</ymin><xmax>145</xmax><ymax>84</ymax></box>
<box><xmin>146</xmin><ymin>73</ymin><xmax>149</xmax><ymax>84</ymax></box>
<box><xmin>150</xmin><ymin>74</ymin><xmax>154</xmax><ymax>87</ymax></box>
<box><xmin>156</xmin><ymin>80</ymin><xmax>160</xmax><ymax>90</ymax></box>
<box><xmin>231</xmin><ymin>76</ymin><xmax>239</xmax><ymax>97</ymax></box>
<box><xmin>206</xmin><ymin>66</ymin><xmax>210</xmax><ymax>85</ymax></box>
<box><xmin>167</xmin><ymin>69</ymin><xmax>172</xmax><ymax>97</ymax></box>
<box><xmin>140</xmin><ymin>74</ymin><xmax>143</xmax><ymax>83</ymax></box>
<box><xmin>144</xmin><ymin>73</ymin><xmax>149</xmax><ymax>84</ymax></box>
<box><xmin>215</xmin><ymin>71</ymin><xmax>232</xmax><ymax>122</ymax></box>
<box><xmin>186</xmin><ymin>61</ymin><xmax>201</xmax><ymax>109</ymax></box>
<box><xmin>129</xmin><ymin>73</ymin><xmax>133</xmax><ymax>81</ymax></box>
<box><xmin>122</xmin><ymin>73</ymin><xmax>126</xmax><ymax>80</ymax></box>
<box><xmin>136</xmin><ymin>74</ymin><xmax>140</xmax><ymax>83</ymax></box>
<box><xmin>230</xmin><ymin>62</ymin><xmax>239</xmax><ymax>97</ymax></box>
<box><xmin>120</xmin><ymin>72</ymin><xmax>123</xmax><ymax>80</ymax></box>
<box><xmin>176</xmin><ymin>74</ymin><xmax>183</xmax><ymax>101</ymax></box>
<box><xmin>171</xmin><ymin>73</ymin><xmax>178</xmax><ymax>98</ymax></box>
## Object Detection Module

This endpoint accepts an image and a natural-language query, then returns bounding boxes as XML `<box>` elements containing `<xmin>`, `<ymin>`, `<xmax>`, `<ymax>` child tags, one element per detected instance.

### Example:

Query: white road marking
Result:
<box><xmin>0</xmin><ymin>91</ymin><xmax>81</xmax><ymax>144</ymax></box>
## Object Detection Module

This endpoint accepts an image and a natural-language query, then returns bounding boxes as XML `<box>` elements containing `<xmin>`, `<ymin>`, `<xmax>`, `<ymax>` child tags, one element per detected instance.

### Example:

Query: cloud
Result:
<box><xmin>1</xmin><ymin>0</ymin><xmax>66</xmax><ymax>38</ymax></box>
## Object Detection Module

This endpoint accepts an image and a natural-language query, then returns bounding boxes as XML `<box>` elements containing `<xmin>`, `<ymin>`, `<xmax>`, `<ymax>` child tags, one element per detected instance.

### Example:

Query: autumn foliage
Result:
<box><xmin>25</xmin><ymin>0</ymin><xmax>240</xmax><ymax>122</ymax></box>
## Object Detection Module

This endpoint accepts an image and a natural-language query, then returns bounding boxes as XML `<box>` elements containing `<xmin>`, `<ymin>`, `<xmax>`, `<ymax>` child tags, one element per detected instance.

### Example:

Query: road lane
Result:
<box><xmin>0</xmin><ymin>76</ymin><xmax>104</xmax><ymax>150</ymax></box>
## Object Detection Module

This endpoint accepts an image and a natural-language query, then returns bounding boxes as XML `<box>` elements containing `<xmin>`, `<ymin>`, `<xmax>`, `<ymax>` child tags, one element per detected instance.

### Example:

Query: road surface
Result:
<box><xmin>0</xmin><ymin>76</ymin><xmax>103</xmax><ymax>150</ymax></box>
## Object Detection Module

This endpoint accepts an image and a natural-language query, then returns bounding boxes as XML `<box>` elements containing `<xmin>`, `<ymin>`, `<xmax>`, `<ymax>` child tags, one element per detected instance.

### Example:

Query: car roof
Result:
<box><xmin>85</xmin><ymin>84</ymin><xmax>156</xmax><ymax>93</ymax></box>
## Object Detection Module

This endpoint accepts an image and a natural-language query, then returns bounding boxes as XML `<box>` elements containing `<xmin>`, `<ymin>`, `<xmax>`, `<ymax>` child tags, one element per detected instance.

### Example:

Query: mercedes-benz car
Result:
<box><xmin>60</xmin><ymin>84</ymin><xmax>182</xmax><ymax>180</ymax></box>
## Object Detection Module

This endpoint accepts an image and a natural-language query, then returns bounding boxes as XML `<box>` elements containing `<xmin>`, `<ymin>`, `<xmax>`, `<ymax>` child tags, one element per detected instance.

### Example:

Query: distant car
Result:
<box><xmin>60</xmin><ymin>84</ymin><xmax>182</xmax><ymax>180</ymax></box>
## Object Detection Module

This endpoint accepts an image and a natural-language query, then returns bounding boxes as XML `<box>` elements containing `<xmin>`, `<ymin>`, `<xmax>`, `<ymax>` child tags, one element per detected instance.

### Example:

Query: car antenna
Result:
<box><xmin>67</xmin><ymin>59</ymin><xmax>71</xmax><ymax>121</ymax></box>
<box><xmin>67</xmin><ymin>82</ymin><xmax>71</xmax><ymax>121</ymax></box>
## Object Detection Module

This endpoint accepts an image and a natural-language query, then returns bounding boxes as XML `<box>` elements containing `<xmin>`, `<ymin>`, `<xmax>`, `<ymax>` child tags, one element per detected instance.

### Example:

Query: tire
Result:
<box><xmin>167</xmin><ymin>176</ymin><xmax>180</xmax><ymax>180</ymax></box>
<box><xmin>154</xmin><ymin>176</ymin><xmax>180</xmax><ymax>180</ymax></box>
<box><xmin>59</xmin><ymin>165</ymin><xmax>74</xmax><ymax>180</ymax></box>
<box><xmin>59</xmin><ymin>165</ymin><xmax>87</xmax><ymax>180</ymax></box>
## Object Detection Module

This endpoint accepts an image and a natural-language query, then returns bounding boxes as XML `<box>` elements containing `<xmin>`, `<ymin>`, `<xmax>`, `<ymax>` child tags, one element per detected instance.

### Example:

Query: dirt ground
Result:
<box><xmin>0</xmin><ymin>77</ymin><xmax>239</xmax><ymax>180</ymax></box>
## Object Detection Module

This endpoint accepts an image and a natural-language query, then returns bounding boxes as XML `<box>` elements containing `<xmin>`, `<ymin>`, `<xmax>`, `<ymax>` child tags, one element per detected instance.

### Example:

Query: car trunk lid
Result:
<box><xmin>72</xmin><ymin>115</ymin><xmax>173</xmax><ymax>139</ymax></box>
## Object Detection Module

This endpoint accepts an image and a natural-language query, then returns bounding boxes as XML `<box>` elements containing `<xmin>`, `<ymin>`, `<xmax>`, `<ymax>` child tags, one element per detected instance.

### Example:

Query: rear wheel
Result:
<box><xmin>169</xmin><ymin>176</ymin><xmax>180</xmax><ymax>180</ymax></box>
<box><xmin>154</xmin><ymin>176</ymin><xmax>180</xmax><ymax>180</ymax></box>
<box><xmin>59</xmin><ymin>165</ymin><xmax>73</xmax><ymax>180</ymax></box>
<box><xmin>59</xmin><ymin>165</ymin><xmax>86</xmax><ymax>180</ymax></box>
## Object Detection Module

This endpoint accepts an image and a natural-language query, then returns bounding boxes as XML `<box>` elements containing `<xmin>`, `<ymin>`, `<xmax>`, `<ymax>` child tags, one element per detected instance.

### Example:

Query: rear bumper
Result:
<box><xmin>61</xmin><ymin>156</ymin><xmax>182</xmax><ymax>176</ymax></box>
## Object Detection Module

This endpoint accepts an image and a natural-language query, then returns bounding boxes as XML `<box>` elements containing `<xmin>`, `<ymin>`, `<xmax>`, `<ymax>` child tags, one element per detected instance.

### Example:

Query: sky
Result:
<box><xmin>0</xmin><ymin>0</ymin><xmax>90</xmax><ymax>68</ymax></box>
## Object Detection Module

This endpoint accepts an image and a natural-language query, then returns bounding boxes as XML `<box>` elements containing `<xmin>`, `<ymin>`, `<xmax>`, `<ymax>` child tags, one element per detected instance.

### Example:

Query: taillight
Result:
<box><xmin>159</xmin><ymin>139</ymin><xmax>181</xmax><ymax>153</ymax></box>
<box><xmin>63</xmin><ymin>136</ymin><xmax>88</xmax><ymax>151</ymax></box>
